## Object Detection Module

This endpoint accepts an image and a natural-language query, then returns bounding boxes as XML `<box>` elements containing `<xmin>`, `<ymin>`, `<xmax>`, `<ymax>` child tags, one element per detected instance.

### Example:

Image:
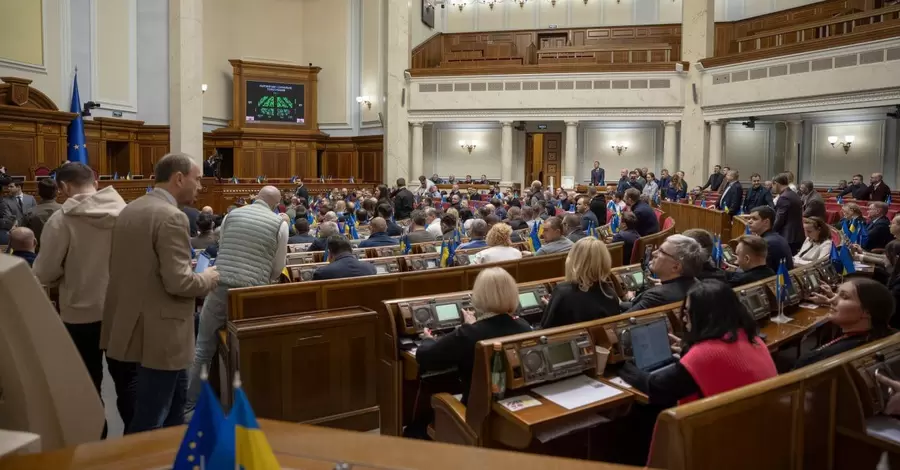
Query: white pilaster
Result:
<box><xmin>663</xmin><ymin>121</ymin><xmax>678</xmax><ymax>173</ymax></box>
<box><xmin>679</xmin><ymin>0</ymin><xmax>715</xmax><ymax>182</ymax></box>
<box><xmin>564</xmin><ymin>121</ymin><xmax>578</xmax><ymax>188</ymax></box>
<box><xmin>410</xmin><ymin>121</ymin><xmax>424</xmax><ymax>188</ymax></box>
<box><xmin>708</xmin><ymin>120</ymin><xmax>723</xmax><ymax>169</ymax></box>
<box><xmin>786</xmin><ymin>120</ymin><xmax>803</xmax><ymax>175</ymax></box>
<box><xmin>383</xmin><ymin>0</ymin><xmax>411</xmax><ymax>185</ymax></box>
<box><xmin>168</xmin><ymin>0</ymin><xmax>203</xmax><ymax>164</ymax></box>
<box><xmin>500</xmin><ymin>121</ymin><xmax>513</xmax><ymax>188</ymax></box>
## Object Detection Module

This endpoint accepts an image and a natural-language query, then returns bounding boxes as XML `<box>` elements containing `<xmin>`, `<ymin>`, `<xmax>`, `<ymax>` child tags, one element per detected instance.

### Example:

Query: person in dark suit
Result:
<box><xmin>590</xmin><ymin>161</ymin><xmax>605</xmax><ymax>186</ymax></box>
<box><xmin>860</xmin><ymin>173</ymin><xmax>892</xmax><ymax>202</ymax></box>
<box><xmin>202</xmin><ymin>153</ymin><xmax>218</xmax><ymax>177</ymax></box>
<box><xmin>864</xmin><ymin>202</ymin><xmax>894</xmax><ymax>251</ymax></box>
<box><xmin>609</xmin><ymin>212</ymin><xmax>640</xmax><ymax>266</ymax></box>
<box><xmin>715</xmin><ymin>170</ymin><xmax>743</xmax><ymax>215</ymax></box>
<box><xmin>307</xmin><ymin>221</ymin><xmax>338</xmax><ymax>252</ymax></box>
<box><xmin>799</xmin><ymin>180</ymin><xmax>826</xmax><ymax>220</ymax></box>
<box><xmin>700</xmin><ymin>165</ymin><xmax>724</xmax><ymax>192</ymax></box>
<box><xmin>563</xmin><ymin>213</ymin><xmax>585</xmax><ymax>243</ymax></box>
<box><xmin>294</xmin><ymin>182</ymin><xmax>310</xmax><ymax>207</ymax></box>
<box><xmin>772</xmin><ymin>173</ymin><xmax>804</xmax><ymax>254</ymax></box>
<box><xmin>312</xmin><ymin>236</ymin><xmax>377</xmax><ymax>280</ymax></box>
<box><xmin>624</xmin><ymin>188</ymin><xmax>659</xmax><ymax>236</ymax></box>
<box><xmin>620</xmin><ymin>234</ymin><xmax>704</xmax><ymax>313</ymax></box>
<box><xmin>683</xmin><ymin>228</ymin><xmax>727</xmax><ymax>282</ymax></box>
<box><xmin>2</xmin><ymin>181</ymin><xmax>37</xmax><ymax>226</ymax></box>
<box><xmin>359</xmin><ymin>218</ymin><xmax>399</xmax><ymax>248</ymax></box>
<box><xmin>392</xmin><ymin>178</ymin><xmax>415</xmax><ymax>220</ymax></box>
<box><xmin>838</xmin><ymin>174</ymin><xmax>868</xmax><ymax>199</ymax></box>
<box><xmin>376</xmin><ymin>204</ymin><xmax>404</xmax><ymax>237</ymax></box>
<box><xmin>588</xmin><ymin>187</ymin><xmax>607</xmax><ymax>226</ymax></box>
<box><xmin>182</xmin><ymin>205</ymin><xmax>200</xmax><ymax>237</ymax></box>
<box><xmin>540</xmin><ymin>238</ymin><xmax>620</xmax><ymax>329</ymax></box>
<box><xmin>746</xmin><ymin>205</ymin><xmax>794</xmax><ymax>272</ymax></box>
<box><xmin>0</xmin><ymin>197</ymin><xmax>12</xmax><ymax>245</ymax></box>
<box><xmin>741</xmin><ymin>173</ymin><xmax>774</xmax><ymax>213</ymax></box>
<box><xmin>8</xmin><ymin>227</ymin><xmax>37</xmax><ymax>266</ymax></box>
<box><xmin>288</xmin><ymin>218</ymin><xmax>317</xmax><ymax>244</ymax></box>
<box><xmin>726</xmin><ymin>235</ymin><xmax>776</xmax><ymax>287</ymax></box>
<box><xmin>576</xmin><ymin>196</ymin><xmax>599</xmax><ymax>231</ymax></box>
<box><xmin>615</xmin><ymin>169</ymin><xmax>631</xmax><ymax>194</ymax></box>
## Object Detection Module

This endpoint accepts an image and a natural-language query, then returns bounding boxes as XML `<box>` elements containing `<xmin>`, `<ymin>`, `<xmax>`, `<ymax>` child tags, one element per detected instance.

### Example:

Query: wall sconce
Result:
<box><xmin>610</xmin><ymin>140</ymin><xmax>629</xmax><ymax>155</ymax></box>
<box><xmin>356</xmin><ymin>96</ymin><xmax>372</xmax><ymax>109</ymax></box>
<box><xmin>548</xmin><ymin>0</ymin><xmax>557</xmax><ymax>6</ymax></box>
<box><xmin>459</xmin><ymin>140</ymin><xmax>478</xmax><ymax>153</ymax></box>
<box><xmin>828</xmin><ymin>135</ymin><xmax>854</xmax><ymax>153</ymax></box>
<box><xmin>480</xmin><ymin>0</ymin><xmax>502</xmax><ymax>9</ymax></box>
<box><xmin>516</xmin><ymin>0</ymin><xmax>528</xmax><ymax>7</ymax></box>
<box><xmin>201</xmin><ymin>83</ymin><xmax>208</xmax><ymax>94</ymax></box>
<box><xmin>450</xmin><ymin>0</ymin><xmax>468</xmax><ymax>11</ymax></box>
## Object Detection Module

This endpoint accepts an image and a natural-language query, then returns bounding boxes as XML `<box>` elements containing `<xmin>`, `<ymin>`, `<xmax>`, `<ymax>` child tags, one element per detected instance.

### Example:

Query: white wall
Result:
<box><xmin>423</xmin><ymin>123</ymin><xmax>503</xmax><ymax>179</ymax></box>
<box><xmin>722</xmin><ymin>122</ymin><xmax>777</xmax><ymax>182</ymax></box>
<box><xmin>580</xmin><ymin>123</ymin><xmax>663</xmax><ymax>185</ymax></box>
<box><xmin>412</xmin><ymin>0</ymin><xmax>444</xmax><ymax>48</ymax></box>
<box><xmin>805</xmin><ymin>119</ymin><xmax>889</xmax><ymax>186</ymax></box>
<box><xmin>0</xmin><ymin>0</ymin><xmax>66</xmax><ymax>108</ymax></box>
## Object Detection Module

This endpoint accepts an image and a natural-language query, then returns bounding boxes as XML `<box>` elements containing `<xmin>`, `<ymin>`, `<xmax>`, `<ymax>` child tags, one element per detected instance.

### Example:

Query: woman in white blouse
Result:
<box><xmin>474</xmin><ymin>223</ymin><xmax>524</xmax><ymax>264</ymax></box>
<box><xmin>794</xmin><ymin>216</ymin><xmax>832</xmax><ymax>264</ymax></box>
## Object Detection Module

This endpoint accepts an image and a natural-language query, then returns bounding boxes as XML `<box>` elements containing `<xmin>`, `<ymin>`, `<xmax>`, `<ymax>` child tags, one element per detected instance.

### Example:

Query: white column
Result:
<box><xmin>168</xmin><ymin>0</ymin><xmax>204</xmax><ymax>165</ymax></box>
<box><xmin>663</xmin><ymin>121</ymin><xmax>678</xmax><ymax>173</ymax></box>
<box><xmin>500</xmin><ymin>121</ymin><xmax>513</xmax><ymax>189</ymax></box>
<box><xmin>786</xmin><ymin>120</ymin><xmax>803</xmax><ymax>176</ymax></box>
<box><xmin>383</xmin><ymin>0</ymin><xmax>411</xmax><ymax>185</ymax></box>
<box><xmin>679</xmin><ymin>0</ymin><xmax>715</xmax><ymax>182</ymax></box>
<box><xmin>708</xmin><ymin>120</ymin><xmax>723</xmax><ymax>169</ymax></box>
<box><xmin>564</xmin><ymin>121</ymin><xmax>578</xmax><ymax>188</ymax></box>
<box><xmin>410</xmin><ymin>122</ymin><xmax>424</xmax><ymax>187</ymax></box>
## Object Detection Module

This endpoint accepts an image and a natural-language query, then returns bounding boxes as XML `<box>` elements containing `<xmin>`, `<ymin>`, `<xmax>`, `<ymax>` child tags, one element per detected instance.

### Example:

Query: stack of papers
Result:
<box><xmin>497</xmin><ymin>395</ymin><xmax>542</xmax><ymax>412</ymax></box>
<box><xmin>532</xmin><ymin>375</ymin><xmax>625</xmax><ymax>410</ymax></box>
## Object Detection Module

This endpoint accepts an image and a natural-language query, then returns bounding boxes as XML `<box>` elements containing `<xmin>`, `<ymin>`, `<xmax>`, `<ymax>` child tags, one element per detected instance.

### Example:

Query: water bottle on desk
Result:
<box><xmin>491</xmin><ymin>342</ymin><xmax>506</xmax><ymax>400</ymax></box>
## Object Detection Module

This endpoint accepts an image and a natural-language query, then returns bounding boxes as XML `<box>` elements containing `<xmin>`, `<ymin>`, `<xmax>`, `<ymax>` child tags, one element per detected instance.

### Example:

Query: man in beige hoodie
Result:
<box><xmin>33</xmin><ymin>162</ymin><xmax>135</xmax><ymax>433</ymax></box>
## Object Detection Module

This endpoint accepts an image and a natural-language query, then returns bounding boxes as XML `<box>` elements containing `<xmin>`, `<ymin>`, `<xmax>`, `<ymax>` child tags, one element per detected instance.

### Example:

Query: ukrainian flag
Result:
<box><xmin>440</xmin><ymin>238</ymin><xmax>450</xmax><ymax>267</ymax></box>
<box><xmin>610</xmin><ymin>213</ymin><xmax>620</xmax><ymax>233</ymax></box>
<box><xmin>776</xmin><ymin>259</ymin><xmax>792</xmax><ymax>303</ymax></box>
<box><xmin>173</xmin><ymin>372</ymin><xmax>224</xmax><ymax>470</ymax></box>
<box><xmin>857</xmin><ymin>221</ymin><xmax>868</xmax><ymax>248</ymax></box>
<box><xmin>839</xmin><ymin>244</ymin><xmax>856</xmax><ymax>275</ymax></box>
<box><xmin>528</xmin><ymin>221</ymin><xmax>542</xmax><ymax>252</ymax></box>
<box><xmin>207</xmin><ymin>375</ymin><xmax>280</xmax><ymax>470</ymax></box>
<box><xmin>700</xmin><ymin>199</ymin><xmax>707</xmax><ymax>208</ymax></box>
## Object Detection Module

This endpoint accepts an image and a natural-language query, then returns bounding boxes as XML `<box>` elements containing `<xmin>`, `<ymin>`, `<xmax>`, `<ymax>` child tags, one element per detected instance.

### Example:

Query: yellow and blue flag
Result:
<box><xmin>173</xmin><ymin>373</ymin><xmax>224</xmax><ymax>470</ymax></box>
<box><xmin>440</xmin><ymin>238</ymin><xmax>450</xmax><ymax>267</ymax></box>
<box><xmin>857</xmin><ymin>221</ymin><xmax>869</xmax><ymax>248</ymax></box>
<box><xmin>839</xmin><ymin>244</ymin><xmax>856</xmax><ymax>275</ymax></box>
<box><xmin>775</xmin><ymin>259</ymin><xmax>792</xmax><ymax>303</ymax></box>
<box><xmin>400</xmin><ymin>234</ymin><xmax>411</xmax><ymax>255</ymax></box>
<box><xmin>528</xmin><ymin>221</ymin><xmax>542</xmax><ymax>252</ymax></box>
<box><xmin>207</xmin><ymin>376</ymin><xmax>280</xmax><ymax>470</ymax></box>
<box><xmin>610</xmin><ymin>213</ymin><xmax>620</xmax><ymax>233</ymax></box>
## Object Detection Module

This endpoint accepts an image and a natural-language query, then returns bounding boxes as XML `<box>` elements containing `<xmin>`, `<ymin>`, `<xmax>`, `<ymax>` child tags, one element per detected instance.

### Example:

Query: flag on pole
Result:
<box><xmin>207</xmin><ymin>373</ymin><xmax>280</xmax><ymax>470</ymax></box>
<box><xmin>838</xmin><ymin>244</ymin><xmax>856</xmax><ymax>275</ymax></box>
<box><xmin>67</xmin><ymin>73</ymin><xmax>88</xmax><ymax>165</ymax></box>
<box><xmin>857</xmin><ymin>221</ymin><xmax>869</xmax><ymax>248</ymax></box>
<box><xmin>776</xmin><ymin>259</ymin><xmax>792</xmax><ymax>303</ymax></box>
<box><xmin>610</xmin><ymin>213</ymin><xmax>620</xmax><ymax>233</ymax></box>
<box><xmin>528</xmin><ymin>221</ymin><xmax>542</xmax><ymax>252</ymax></box>
<box><xmin>173</xmin><ymin>369</ymin><xmax>224</xmax><ymax>470</ymax></box>
<box><xmin>700</xmin><ymin>199</ymin><xmax>707</xmax><ymax>208</ymax></box>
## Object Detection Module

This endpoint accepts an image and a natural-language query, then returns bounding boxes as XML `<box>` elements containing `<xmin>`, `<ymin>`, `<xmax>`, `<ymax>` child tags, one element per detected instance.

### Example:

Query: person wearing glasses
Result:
<box><xmin>620</xmin><ymin>235</ymin><xmax>705</xmax><ymax>313</ymax></box>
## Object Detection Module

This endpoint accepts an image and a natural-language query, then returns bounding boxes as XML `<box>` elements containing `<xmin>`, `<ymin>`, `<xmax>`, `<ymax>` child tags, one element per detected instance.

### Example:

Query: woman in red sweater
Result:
<box><xmin>619</xmin><ymin>280</ymin><xmax>778</xmax><ymax>405</ymax></box>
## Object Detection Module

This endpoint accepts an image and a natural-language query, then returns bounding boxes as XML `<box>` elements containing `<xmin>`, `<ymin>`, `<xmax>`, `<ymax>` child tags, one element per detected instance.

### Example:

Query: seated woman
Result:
<box><xmin>540</xmin><ymin>238</ymin><xmax>620</xmax><ymax>329</ymax></box>
<box><xmin>794</xmin><ymin>277</ymin><xmax>895</xmax><ymax>370</ymax></box>
<box><xmin>474</xmin><ymin>224</ymin><xmax>523</xmax><ymax>264</ymax></box>
<box><xmin>794</xmin><ymin>216</ymin><xmax>832</xmax><ymax>265</ymax></box>
<box><xmin>619</xmin><ymin>280</ymin><xmax>777</xmax><ymax>406</ymax></box>
<box><xmin>416</xmin><ymin>268</ymin><xmax>532</xmax><ymax>404</ymax></box>
<box><xmin>837</xmin><ymin>203</ymin><xmax>865</xmax><ymax>240</ymax></box>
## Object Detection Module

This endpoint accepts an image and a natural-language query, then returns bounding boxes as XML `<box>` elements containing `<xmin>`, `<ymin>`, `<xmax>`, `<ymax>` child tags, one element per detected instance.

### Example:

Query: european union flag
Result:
<box><xmin>67</xmin><ymin>73</ymin><xmax>87</xmax><ymax>164</ymax></box>
<box><xmin>857</xmin><ymin>221</ymin><xmax>869</xmax><ymax>248</ymax></box>
<box><xmin>207</xmin><ymin>375</ymin><xmax>280</xmax><ymax>470</ymax></box>
<box><xmin>776</xmin><ymin>259</ymin><xmax>792</xmax><ymax>303</ymax></box>
<box><xmin>173</xmin><ymin>375</ymin><xmax>224</xmax><ymax>470</ymax></box>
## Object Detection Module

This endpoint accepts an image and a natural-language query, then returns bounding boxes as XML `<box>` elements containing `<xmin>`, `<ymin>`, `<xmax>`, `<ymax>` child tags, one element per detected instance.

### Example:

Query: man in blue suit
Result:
<box><xmin>590</xmin><ymin>161</ymin><xmax>605</xmax><ymax>186</ymax></box>
<box><xmin>863</xmin><ymin>202</ymin><xmax>894</xmax><ymax>251</ymax></box>
<box><xmin>624</xmin><ymin>188</ymin><xmax>659</xmax><ymax>236</ymax></box>
<box><xmin>715</xmin><ymin>170</ymin><xmax>743</xmax><ymax>216</ymax></box>
<box><xmin>313</xmin><ymin>236</ymin><xmax>377</xmax><ymax>280</ymax></box>
<box><xmin>359</xmin><ymin>217</ymin><xmax>399</xmax><ymax>248</ymax></box>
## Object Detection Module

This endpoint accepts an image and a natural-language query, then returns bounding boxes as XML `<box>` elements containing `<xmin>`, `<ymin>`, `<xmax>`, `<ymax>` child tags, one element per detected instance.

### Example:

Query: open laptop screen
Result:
<box><xmin>630</xmin><ymin>319</ymin><xmax>673</xmax><ymax>371</ymax></box>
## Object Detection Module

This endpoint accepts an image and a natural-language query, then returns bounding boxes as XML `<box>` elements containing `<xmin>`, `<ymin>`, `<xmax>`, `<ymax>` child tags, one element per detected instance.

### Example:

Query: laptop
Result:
<box><xmin>629</xmin><ymin>319</ymin><xmax>676</xmax><ymax>372</ymax></box>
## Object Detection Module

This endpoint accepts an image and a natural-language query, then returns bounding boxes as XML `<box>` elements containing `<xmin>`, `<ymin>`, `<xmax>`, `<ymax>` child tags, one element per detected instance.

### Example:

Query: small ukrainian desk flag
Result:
<box><xmin>173</xmin><ymin>368</ymin><xmax>224</xmax><ymax>470</ymax></box>
<box><xmin>208</xmin><ymin>372</ymin><xmax>280</xmax><ymax>469</ymax></box>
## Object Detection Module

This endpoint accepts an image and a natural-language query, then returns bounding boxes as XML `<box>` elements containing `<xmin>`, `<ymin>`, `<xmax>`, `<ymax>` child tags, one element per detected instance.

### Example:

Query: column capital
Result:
<box><xmin>787</xmin><ymin>119</ymin><xmax>804</xmax><ymax>125</ymax></box>
<box><xmin>409</xmin><ymin>121</ymin><xmax>426</xmax><ymax>127</ymax></box>
<box><xmin>706</xmin><ymin>120</ymin><xmax>722</xmax><ymax>126</ymax></box>
<box><xmin>500</xmin><ymin>121</ymin><xmax>514</xmax><ymax>127</ymax></box>
<box><xmin>664</xmin><ymin>120</ymin><xmax>679</xmax><ymax>127</ymax></box>
<box><xmin>565</xmin><ymin>121</ymin><xmax>579</xmax><ymax>127</ymax></box>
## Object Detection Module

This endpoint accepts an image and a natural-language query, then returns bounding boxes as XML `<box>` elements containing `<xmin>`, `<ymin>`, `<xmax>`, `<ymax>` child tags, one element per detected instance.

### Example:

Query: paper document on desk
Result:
<box><xmin>498</xmin><ymin>395</ymin><xmax>542</xmax><ymax>412</ymax></box>
<box><xmin>608</xmin><ymin>376</ymin><xmax>633</xmax><ymax>389</ymax></box>
<box><xmin>532</xmin><ymin>374</ymin><xmax>624</xmax><ymax>410</ymax></box>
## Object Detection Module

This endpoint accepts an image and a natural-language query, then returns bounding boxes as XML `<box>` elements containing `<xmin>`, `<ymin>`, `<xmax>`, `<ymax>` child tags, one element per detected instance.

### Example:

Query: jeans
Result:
<box><xmin>127</xmin><ymin>366</ymin><xmax>188</xmax><ymax>434</ymax></box>
<box><xmin>185</xmin><ymin>286</ymin><xmax>229</xmax><ymax>413</ymax></box>
<box><xmin>106</xmin><ymin>357</ymin><xmax>137</xmax><ymax>432</ymax></box>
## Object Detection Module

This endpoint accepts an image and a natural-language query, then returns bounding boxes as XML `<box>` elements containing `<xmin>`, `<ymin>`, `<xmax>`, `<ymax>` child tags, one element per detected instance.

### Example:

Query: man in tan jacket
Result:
<box><xmin>102</xmin><ymin>153</ymin><xmax>219</xmax><ymax>434</ymax></box>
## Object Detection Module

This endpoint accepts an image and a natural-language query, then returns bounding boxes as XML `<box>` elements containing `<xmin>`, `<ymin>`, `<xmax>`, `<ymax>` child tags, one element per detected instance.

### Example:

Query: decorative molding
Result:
<box><xmin>202</xmin><ymin>116</ymin><xmax>230</xmax><ymax>128</ymax></box>
<box><xmin>703</xmin><ymin>37</ymin><xmax>900</xmax><ymax>73</ymax></box>
<box><xmin>0</xmin><ymin>0</ymin><xmax>50</xmax><ymax>74</ymax></box>
<box><xmin>702</xmin><ymin>88</ymin><xmax>900</xmax><ymax>121</ymax></box>
<box><xmin>725</xmin><ymin>123</ymin><xmax>773</xmax><ymax>180</ymax></box>
<box><xmin>408</xmin><ymin>107</ymin><xmax>684</xmax><ymax>122</ymax></box>
<box><xmin>411</xmin><ymin>71</ymin><xmax>680</xmax><ymax>84</ymax></box>
<box><xmin>89</xmin><ymin>0</ymin><xmax>138</xmax><ymax>113</ymax></box>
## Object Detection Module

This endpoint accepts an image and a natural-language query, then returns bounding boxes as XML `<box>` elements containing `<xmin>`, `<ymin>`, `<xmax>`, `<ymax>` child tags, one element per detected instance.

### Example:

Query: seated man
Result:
<box><xmin>864</xmin><ymin>201</ymin><xmax>893</xmax><ymax>251</ymax></box>
<box><xmin>288</xmin><ymin>218</ymin><xmax>317</xmax><ymax>245</ymax></box>
<box><xmin>457</xmin><ymin>219</ymin><xmax>488</xmax><ymax>250</ymax></box>
<box><xmin>726</xmin><ymin>235</ymin><xmax>776</xmax><ymax>288</ymax></box>
<box><xmin>563</xmin><ymin>213</ymin><xmax>585</xmax><ymax>243</ymax></box>
<box><xmin>746</xmin><ymin>205</ymin><xmax>794</xmax><ymax>272</ymax></box>
<box><xmin>407</xmin><ymin>209</ymin><xmax>438</xmax><ymax>244</ymax></box>
<box><xmin>8</xmin><ymin>227</ymin><xmax>37</xmax><ymax>266</ymax></box>
<box><xmin>377</xmin><ymin>203</ymin><xmax>404</xmax><ymax>237</ymax></box>
<box><xmin>358</xmin><ymin>217</ymin><xmax>399</xmax><ymax>248</ymax></box>
<box><xmin>313</xmin><ymin>236</ymin><xmax>377</xmax><ymax>280</ymax></box>
<box><xmin>609</xmin><ymin>212</ymin><xmax>640</xmax><ymax>266</ymax></box>
<box><xmin>621</xmin><ymin>235</ymin><xmax>703</xmax><ymax>313</ymax></box>
<box><xmin>577</xmin><ymin>196</ymin><xmax>599</xmax><ymax>231</ymax></box>
<box><xmin>536</xmin><ymin>216</ymin><xmax>574</xmax><ymax>256</ymax></box>
<box><xmin>683</xmin><ymin>228</ymin><xmax>726</xmax><ymax>282</ymax></box>
<box><xmin>307</xmin><ymin>221</ymin><xmax>339</xmax><ymax>252</ymax></box>
<box><xmin>624</xmin><ymin>188</ymin><xmax>659</xmax><ymax>236</ymax></box>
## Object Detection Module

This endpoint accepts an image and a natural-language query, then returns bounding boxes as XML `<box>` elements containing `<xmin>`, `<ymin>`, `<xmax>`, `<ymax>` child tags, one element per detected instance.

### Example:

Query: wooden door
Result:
<box><xmin>284</xmin><ymin>327</ymin><xmax>342</xmax><ymax>422</ymax></box>
<box><xmin>543</xmin><ymin>133</ymin><xmax>562</xmax><ymax>189</ymax></box>
<box><xmin>524</xmin><ymin>133</ymin><xmax>534</xmax><ymax>185</ymax></box>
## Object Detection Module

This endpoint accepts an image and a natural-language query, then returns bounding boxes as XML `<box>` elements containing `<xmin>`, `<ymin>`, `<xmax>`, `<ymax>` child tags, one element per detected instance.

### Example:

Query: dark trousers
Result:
<box><xmin>789</xmin><ymin>241</ymin><xmax>803</xmax><ymax>256</ymax></box>
<box><xmin>127</xmin><ymin>366</ymin><xmax>188</xmax><ymax>434</ymax></box>
<box><xmin>64</xmin><ymin>322</ymin><xmax>137</xmax><ymax>435</ymax></box>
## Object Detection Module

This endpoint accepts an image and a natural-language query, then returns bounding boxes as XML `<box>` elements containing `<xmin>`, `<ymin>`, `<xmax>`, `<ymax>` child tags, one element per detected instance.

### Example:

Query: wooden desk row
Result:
<box><xmin>659</xmin><ymin>201</ymin><xmax>732</xmax><ymax>240</ymax></box>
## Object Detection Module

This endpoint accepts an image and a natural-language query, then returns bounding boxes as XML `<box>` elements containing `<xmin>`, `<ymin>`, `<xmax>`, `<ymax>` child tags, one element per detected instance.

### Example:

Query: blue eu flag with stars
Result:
<box><xmin>172</xmin><ymin>375</ymin><xmax>224</xmax><ymax>470</ymax></box>
<box><xmin>67</xmin><ymin>73</ymin><xmax>87</xmax><ymax>165</ymax></box>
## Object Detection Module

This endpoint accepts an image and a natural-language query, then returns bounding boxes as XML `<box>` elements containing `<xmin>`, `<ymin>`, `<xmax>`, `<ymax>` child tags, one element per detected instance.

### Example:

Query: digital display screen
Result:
<box><xmin>435</xmin><ymin>304</ymin><xmax>460</xmax><ymax>322</ymax></box>
<box><xmin>630</xmin><ymin>320</ymin><xmax>672</xmax><ymax>370</ymax></box>
<box><xmin>375</xmin><ymin>265</ymin><xmax>388</xmax><ymax>274</ymax></box>
<box><xmin>426</xmin><ymin>259</ymin><xmax>437</xmax><ymax>268</ymax></box>
<box><xmin>518</xmin><ymin>292</ymin><xmax>539</xmax><ymax>308</ymax></box>
<box><xmin>723</xmin><ymin>247</ymin><xmax>737</xmax><ymax>263</ymax></box>
<box><xmin>245</xmin><ymin>81</ymin><xmax>305</xmax><ymax>124</ymax></box>
<box><xmin>787</xmin><ymin>280</ymin><xmax>798</xmax><ymax>298</ymax></box>
<box><xmin>807</xmin><ymin>274</ymin><xmax>819</xmax><ymax>290</ymax></box>
<box><xmin>468</xmin><ymin>254</ymin><xmax>477</xmax><ymax>263</ymax></box>
<box><xmin>434</xmin><ymin>246</ymin><xmax>442</xmax><ymax>253</ymax></box>
<box><xmin>546</xmin><ymin>342</ymin><xmax>576</xmax><ymax>367</ymax></box>
<box><xmin>747</xmin><ymin>294</ymin><xmax>762</xmax><ymax>311</ymax></box>
<box><xmin>630</xmin><ymin>272</ymin><xmax>644</xmax><ymax>286</ymax></box>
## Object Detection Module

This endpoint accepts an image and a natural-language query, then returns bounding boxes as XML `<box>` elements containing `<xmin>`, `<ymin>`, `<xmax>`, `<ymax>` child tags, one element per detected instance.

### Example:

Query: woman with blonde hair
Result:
<box><xmin>474</xmin><ymin>223</ymin><xmax>524</xmax><ymax>264</ymax></box>
<box><xmin>540</xmin><ymin>238</ymin><xmax>620</xmax><ymax>328</ymax></box>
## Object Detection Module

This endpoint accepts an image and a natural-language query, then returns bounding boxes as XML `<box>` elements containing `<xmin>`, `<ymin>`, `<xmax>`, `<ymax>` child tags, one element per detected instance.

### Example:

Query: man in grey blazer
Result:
<box><xmin>101</xmin><ymin>153</ymin><xmax>219</xmax><ymax>434</ymax></box>
<box><xmin>3</xmin><ymin>181</ymin><xmax>37</xmax><ymax>226</ymax></box>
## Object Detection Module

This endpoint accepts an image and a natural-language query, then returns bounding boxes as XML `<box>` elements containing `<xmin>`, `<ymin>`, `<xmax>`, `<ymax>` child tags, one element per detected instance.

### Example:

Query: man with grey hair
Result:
<box><xmin>185</xmin><ymin>185</ymin><xmax>287</xmax><ymax>415</ymax></box>
<box><xmin>458</xmin><ymin>219</ymin><xmax>489</xmax><ymax>250</ymax></box>
<box><xmin>308</xmin><ymin>221</ymin><xmax>339</xmax><ymax>252</ymax></box>
<box><xmin>425</xmin><ymin>207</ymin><xmax>442</xmax><ymax>238</ymax></box>
<box><xmin>621</xmin><ymin>234</ymin><xmax>702</xmax><ymax>313</ymax></box>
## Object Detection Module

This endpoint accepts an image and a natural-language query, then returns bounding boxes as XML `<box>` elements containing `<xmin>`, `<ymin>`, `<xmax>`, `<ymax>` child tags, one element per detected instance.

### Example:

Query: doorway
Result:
<box><xmin>524</xmin><ymin>132</ymin><xmax>562</xmax><ymax>188</ymax></box>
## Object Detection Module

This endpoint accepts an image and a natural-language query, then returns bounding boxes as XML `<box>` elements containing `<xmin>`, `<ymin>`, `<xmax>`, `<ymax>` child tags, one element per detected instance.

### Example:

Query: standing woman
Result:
<box><xmin>642</xmin><ymin>172</ymin><xmax>659</xmax><ymax>202</ymax></box>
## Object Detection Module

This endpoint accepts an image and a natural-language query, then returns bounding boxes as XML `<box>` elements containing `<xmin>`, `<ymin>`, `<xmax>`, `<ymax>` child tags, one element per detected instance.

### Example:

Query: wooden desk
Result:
<box><xmin>0</xmin><ymin>419</ymin><xmax>643</xmax><ymax>470</ymax></box>
<box><xmin>659</xmin><ymin>201</ymin><xmax>731</xmax><ymax>240</ymax></box>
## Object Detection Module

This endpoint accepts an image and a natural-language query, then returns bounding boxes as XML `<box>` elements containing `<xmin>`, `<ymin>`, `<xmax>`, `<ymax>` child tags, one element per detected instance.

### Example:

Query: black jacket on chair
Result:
<box><xmin>312</xmin><ymin>252</ymin><xmax>377</xmax><ymax>280</ymax></box>
<box><xmin>864</xmin><ymin>216</ymin><xmax>893</xmax><ymax>251</ymax></box>
<box><xmin>716</xmin><ymin>181</ymin><xmax>743</xmax><ymax>215</ymax></box>
<box><xmin>774</xmin><ymin>188</ymin><xmax>805</xmax><ymax>246</ymax></box>
<box><xmin>416</xmin><ymin>314</ymin><xmax>531</xmax><ymax>404</ymax></box>
<box><xmin>623</xmin><ymin>276</ymin><xmax>697</xmax><ymax>313</ymax></box>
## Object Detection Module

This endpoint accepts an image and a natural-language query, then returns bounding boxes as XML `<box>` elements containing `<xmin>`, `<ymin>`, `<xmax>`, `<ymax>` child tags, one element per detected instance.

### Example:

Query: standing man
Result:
<box><xmin>624</xmin><ymin>188</ymin><xmax>659</xmax><ymax>236</ymax></box>
<box><xmin>185</xmin><ymin>185</ymin><xmax>287</xmax><ymax>415</ymax></box>
<box><xmin>700</xmin><ymin>165</ymin><xmax>724</xmax><ymax>192</ymax></box>
<box><xmin>615</xmin><ymin>169</ymin><xmax>630</xmax><ymax>194</ymax></box>
<box><xmin>102</xmin><ymin>153</ymin><xmax>220</xmax><ymax>434</ymax></box>
<box><xmin>772</xmin><ymin>172</ymin><xmax>804</xmax><ymax>255</ymax></box>
<box><xmin>715</xmin><ymin>170</ymin><xmax>743</xmax><ymax>215</ymax></box>
<box><xmin>742</xmin><ymin>173</ymin><xmax>773</xmax><ymax>213</ymax></box>
<box><xmin>24</xmin><ymin>178</ymin><xmax>63</xmax><ymax>247</ymax></box>
<box><xmin>392</xmin><ymin>178</ymin><xmax>415</xmax><ymax>220</ymax></box>
<box><xmin>838</xmin><ymin>174</ymin><xmax>867</xmax><ymax>199</ymax></box>
<box><xmin>658</xmin><ymin>169</ymin><xmax>671</xmax><ymax>194</ymax></box>
<box><xmin>2</xmin><ymin>180</ymin><xmax>37</xmax><ymax>226</ymax></box>
<box><xmin>33</xmin><ymin>162</ymin><xmax>134</xmax><ymax>432</ymax></box>
<box><xmin>799</xmin><ymin>181</ymin><xmax>826</xmax><ymax>220</ymax></box>
<box><xmin>746</xmin><ymin>205</ymin><xmax>794</xmax><ymax>272</ymax></box>
<box><xmin>590</xmin><ymin>161</ymin><xmax>605</xmax><ymax>186</ymax></box>
<box><xmin>861</xmin><ymin>173</ymin><xmax>891</xmax><ymax>202</ymax></box>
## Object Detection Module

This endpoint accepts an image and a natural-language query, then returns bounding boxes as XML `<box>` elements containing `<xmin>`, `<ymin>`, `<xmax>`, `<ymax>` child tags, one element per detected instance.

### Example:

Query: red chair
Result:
<box><xmin>31</xmin><ymin>166</ymin><xmax>51</xmax><ymax>178</ymax></box>
<box><xmin>662</xmin><ymin>216</ymin><xmax>675</xmax><ymax>231</ymax></box>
